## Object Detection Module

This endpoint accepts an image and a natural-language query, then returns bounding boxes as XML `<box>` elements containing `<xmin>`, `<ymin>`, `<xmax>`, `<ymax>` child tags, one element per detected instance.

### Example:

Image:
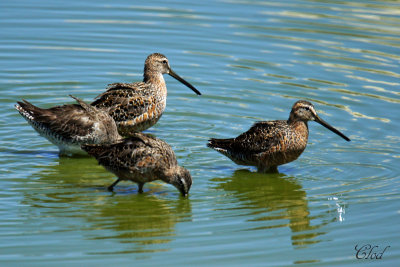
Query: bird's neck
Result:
<box><xmin>143</xmin><ymin>71</ymin><xmax>167</xmax><ymax>95</ymax></box>
<box><xmin>288</xmin><ymin>119</ymin><xmax>309</xmax><ymax>143</ymax></box>
<box><xmin>143</xmin><ymin>69</ymin><xmax>165</xmax><ymax>83</ymax></box>
<box><xmin>287</xmin><ymin>112</ymin><xmax>298</xmax><ymax>124</ymax></box>
<box><xmin>288</xmin><ymin>115</ymin><xmax>307</xmax><ymax>124</ymax></box>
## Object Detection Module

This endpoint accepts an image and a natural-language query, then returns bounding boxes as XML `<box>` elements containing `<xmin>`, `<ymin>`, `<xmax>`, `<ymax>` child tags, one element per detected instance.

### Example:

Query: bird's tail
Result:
<box><xmin>15</xmin><ymin>100</ymin><xmax>45</xmax><ymax>121</ymax></box>
<box><xmin>81</xmin><ymin>143</ymin><xmax>105</xmax><ymax>157</ymax></box>
<box><xmin>69</xmin><ymin>95</ymin><xmax>96</xmax><ymax>113</ymax></box>
<box><xmin>207</xmin><ymin>138</ymin><xmax>234</xmax><ymax>151</ymax></box>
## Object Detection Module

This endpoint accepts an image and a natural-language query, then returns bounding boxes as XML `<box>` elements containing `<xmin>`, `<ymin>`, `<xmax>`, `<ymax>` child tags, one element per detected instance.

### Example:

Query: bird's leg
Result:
<box><xmin>138</xmin><ymin>182</ymin><xmax>144</xmax><ymax>193</ymax></box>
<box><xmin>257</xmin><ymin>165</ymin><xmax>279</xmax><ymax>173</ymax></box>
<box><xmin>268</xmin><ymin>166</ymin><xmax>279</xmax><ymax>173</ymax></box>
<box><xmin>108</xmin><ymin>178</ymin><xmax>121</xmax><ymax>191</ymax></box>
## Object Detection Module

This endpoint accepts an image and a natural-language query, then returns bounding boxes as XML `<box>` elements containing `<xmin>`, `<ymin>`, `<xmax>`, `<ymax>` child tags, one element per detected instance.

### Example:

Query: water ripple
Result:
<box><xmin>2</xmin><ymin>0</ymin><xmax>400</xmax><ymax>265</ymax></box>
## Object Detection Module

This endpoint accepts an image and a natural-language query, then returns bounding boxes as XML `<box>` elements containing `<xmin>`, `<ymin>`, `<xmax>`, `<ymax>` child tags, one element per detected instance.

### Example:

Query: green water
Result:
<box><xmin>1</xmin><ymin>0</ymin><xmax>399</xmax><ymax>266</ymax></box>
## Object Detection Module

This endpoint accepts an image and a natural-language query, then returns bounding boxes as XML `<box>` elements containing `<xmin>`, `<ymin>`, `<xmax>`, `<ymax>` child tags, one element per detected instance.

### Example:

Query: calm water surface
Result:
<box><xmin>1</xmin><ymin>0</ymin><xmax>399</xmax><ymax>266</ymax></box>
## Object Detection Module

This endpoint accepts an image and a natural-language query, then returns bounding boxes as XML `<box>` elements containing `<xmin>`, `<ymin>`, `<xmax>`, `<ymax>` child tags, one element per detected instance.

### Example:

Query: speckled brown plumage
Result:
<box><xmin>208</xmin><ymin>100</ymin><xmax>350</xmax><ymax>172</ymax></box>
<box><xmin>82</xmin><ymin>133</ymin><xmax>192</xmax><ymax>196</ymax></box>
<box><xmin>15</xmin><ymin>95</ymin><xmax>121</xmax><ymax>156</ymax></box>
<box><xmin>91</xmin><ymin>53</ymin><xmax>201</xmax><ymax>136</ymax></box>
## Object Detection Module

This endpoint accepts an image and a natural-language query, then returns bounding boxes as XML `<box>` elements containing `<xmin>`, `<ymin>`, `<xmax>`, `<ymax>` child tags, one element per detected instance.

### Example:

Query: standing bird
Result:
<box><xmin>207</xmin><ymin>100</ymin><xmax>350</xmax><ymax>172</ymax></box>
<box><xmin>92</xmin><ymin>53</ymin><xmax>201</xmax><ymax>136</ymax></box>
<box><xmin>15</xmin><ymin>53</ymin><xmax>200</xmax><ymax>155</ymax></box>
<box><xmin>15</xmin><ymin>95</ymin><xmax>121</xmax><ymax>156</ymax></box>
<box><xmin>82</xmin><ymin>133</ymin><xmax>192</xmax><ymax>196</ymax></box>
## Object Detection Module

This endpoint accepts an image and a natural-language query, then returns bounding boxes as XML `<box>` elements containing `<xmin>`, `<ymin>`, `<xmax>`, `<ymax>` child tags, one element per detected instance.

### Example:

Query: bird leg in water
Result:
<box><xmin>108</xmin><ymin>178</ymin><xmax>121</xmax><ymax>191</ymax></box>
<box><xmin>138</xmin><ymin>182</ymin><xmax>144</xmax><ymax>193</ymax></box>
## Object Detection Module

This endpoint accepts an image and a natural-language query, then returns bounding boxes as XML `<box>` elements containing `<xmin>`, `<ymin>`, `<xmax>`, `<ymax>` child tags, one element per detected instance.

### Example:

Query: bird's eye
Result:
<box><xmin>304</xmin><ymin>107</ymin><xmax>310</xmax><ymax>111</ymax></box>
<box><xmin>162</xmin><ymin>60</ymin><xmax>167</xmax><ymax>64</ymax></box>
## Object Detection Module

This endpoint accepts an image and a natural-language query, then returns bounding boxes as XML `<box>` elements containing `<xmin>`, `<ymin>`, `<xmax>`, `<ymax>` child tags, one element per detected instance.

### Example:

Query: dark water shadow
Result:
<box><xmin>211</xmin><ymin>169</ymin><xmax>334</xmax><ymax>248</ymax></box>
<box><xmin>19</xmin><ymin>156</ymin><xmax>193</xmax><ymax>254</ymax></box>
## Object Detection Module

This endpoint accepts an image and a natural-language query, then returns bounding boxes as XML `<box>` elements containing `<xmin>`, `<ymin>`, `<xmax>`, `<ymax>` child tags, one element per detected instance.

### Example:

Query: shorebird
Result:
<box><xmin>91</xmin><ymin>53</ymin><xmax>201</xmax><ymax>136</ymax></box>
<box><xmin>82</xmin><ymin>133</ymin><xmax>192</xmax><ymax>196</ymax></box>
<box><xmin>15</xmin><ymin>95</ymin><xmax>121</xmax><ymax>156</ymax></box>
<box><xmin>207</xmin><ymin>100</ymin><xmax>350</xmax><ymax>172</ymax></box>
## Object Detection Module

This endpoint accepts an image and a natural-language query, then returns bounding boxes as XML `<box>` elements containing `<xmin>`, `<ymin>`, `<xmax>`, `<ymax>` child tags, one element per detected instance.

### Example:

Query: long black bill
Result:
<box><xmin>315</xmin><ymin>116</ymin><xmax>350</xmax><ymax>141</ymax></box>
<box><xmin>168</xmin><ymin>68</ymin><xmax>201</xmax><ymax>95</ymax></box>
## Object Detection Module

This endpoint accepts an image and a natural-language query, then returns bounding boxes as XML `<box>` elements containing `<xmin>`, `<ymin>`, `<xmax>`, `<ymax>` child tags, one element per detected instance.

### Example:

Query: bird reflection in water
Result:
<box><xmin>212</xmin><ymin>170</ymin><xmax>338</xmax><ymax>248</ymax></box>
<box><xmin>87</xmin><ymin>194</ymin><xmax>192</xmax><ymax>254</ymax></box>
<box><xmin>20</xmin><ymin>156</ymin><xmax>192</xmax><ymax>254</ymax></box>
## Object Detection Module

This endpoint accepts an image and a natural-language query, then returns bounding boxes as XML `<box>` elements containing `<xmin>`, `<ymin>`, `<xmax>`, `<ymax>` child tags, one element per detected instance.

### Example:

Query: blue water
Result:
<box><xmin>1</xmin><ymin>0</ymin><xmax>399</xmax><ymax>266</ymax></box>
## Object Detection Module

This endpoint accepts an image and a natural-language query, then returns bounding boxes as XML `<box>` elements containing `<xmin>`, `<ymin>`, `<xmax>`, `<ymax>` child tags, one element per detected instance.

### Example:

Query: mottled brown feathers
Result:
<box><xmin>92</xmin><ymin>83</ymin><xmax>159</xmax><ymax>123</ymax></box>
<box><xmin>81</xmin><ymin>133</ymin><xmax>192</xmax><ymax>196</ymax></box>
<box><xmin>91</xmin><ymin>53</ymin><xmax>200</xmax><ymax>135</ymax></box>
<box><xmin>209</xmin><ymin>121</ymin><xmax>288</xmax><ymax>155</ymax></box>
<box><xmin>208</xmin><ymin>100</ymin><xmax>350</xmax><ymax>172</ymax></box>
<box><xmin>17</xmin><ymin>100</ymin><xmax>94</xmax><ymax>141</ymax></box>
<box><xmin>90</xmin><ymin>70</ymin><xmax>167</xmax><ymax>136</ymax></box>
<box><xmin>83</xmin><ymin>133</ymin><xmax>175</xmax><ymax>172</ymax></box>
<box><xmin>15</xmin><ymin>96</ymin><xmax>121</xmax><ymax>155</ymax></box>
<box><xmin>208</xmin><ymin>120</ymin><xmax>308</xmax><ymax>171</ymax></box>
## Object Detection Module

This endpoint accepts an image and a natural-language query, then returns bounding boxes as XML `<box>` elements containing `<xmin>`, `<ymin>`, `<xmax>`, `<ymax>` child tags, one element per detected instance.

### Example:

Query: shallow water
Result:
<box><xmin>1</xmin><ymin>0</ymin><xmax>399</xmax><ymax>266</ymax></box>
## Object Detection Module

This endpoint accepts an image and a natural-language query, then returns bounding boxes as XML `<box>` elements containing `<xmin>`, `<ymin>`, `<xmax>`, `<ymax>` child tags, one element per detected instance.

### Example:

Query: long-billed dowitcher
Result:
<box><xmin>15</xmin><ymin>95</ymin><xmax>121</xmax><ymax>156</ymax></box>
<box><xmin>82</xmin><ymin>133</ymin><xmax>192</xmax><ymax>196</ymax></box>
<box><xmin>91</xmin><ymin>53</ymin><xmax>201</xmax><ymax>136</ymax></box>
<box><xmin>207</xmin><ymin>100</ymin><xmax>350</xmax><ymax>172</ymax></box>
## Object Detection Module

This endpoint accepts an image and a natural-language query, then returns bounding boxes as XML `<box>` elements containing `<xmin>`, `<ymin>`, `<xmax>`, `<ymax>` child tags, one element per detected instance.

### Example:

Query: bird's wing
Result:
<box><xmin>17</xmin><ymin>100</ymin><xmax>97</xmax><ymax>141</ymax></box>
<box><xmin>83</xmin><ymin>135</ymin><xmax>162</xmax><ymax>172</ymax></box>
<box><xmin>209</xmin><ymin>121</ymin><xmax>286</xmax><ymax>155</ymax></box>
<box><xmin>91</xmin><ymin>82</ymin><xmax>159</xmax><ymax>123</ymax></box>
